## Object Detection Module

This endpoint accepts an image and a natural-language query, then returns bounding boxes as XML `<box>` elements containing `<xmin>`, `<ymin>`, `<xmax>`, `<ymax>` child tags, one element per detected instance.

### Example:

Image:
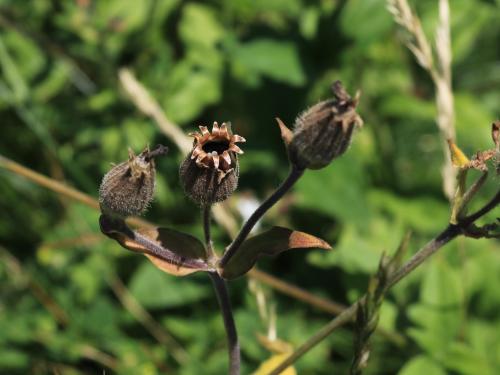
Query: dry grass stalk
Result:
<box><xmin>387</xmin><ymin>0</ymin><xmax>456</xmax><ymax>199</ymax></box>
<box><xmin>118</xmin><ymin>68</ymin><xmax>239</xmax><ymax>236</ymax></box>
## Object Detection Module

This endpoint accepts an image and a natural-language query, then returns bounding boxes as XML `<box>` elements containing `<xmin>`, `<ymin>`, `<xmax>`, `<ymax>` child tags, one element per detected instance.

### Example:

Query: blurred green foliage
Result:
<box><xmin>0</xmin><ymin>0</ymin><xmax>499</xmax><ymax>374</ymax></box>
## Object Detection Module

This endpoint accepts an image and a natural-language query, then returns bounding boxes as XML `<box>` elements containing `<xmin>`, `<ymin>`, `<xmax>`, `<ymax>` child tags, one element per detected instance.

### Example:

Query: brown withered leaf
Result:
<box><xmin>99</xmin><ymin>215</ymin><xmax>208</xmax><ymax>276</ymax></box>
<box><xmin>221</xmin><ymin>226</ymin><xmax>331</xmax><ymax>279</ymax></box>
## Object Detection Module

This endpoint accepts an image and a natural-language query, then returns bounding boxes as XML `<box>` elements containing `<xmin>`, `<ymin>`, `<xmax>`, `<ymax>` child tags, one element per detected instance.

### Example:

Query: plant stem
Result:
<box><xmin>268</xmin><ymin>301</ymin><xmax>359</xmax><ymax>375</ymax></box>
<box><xmin>203</xmin><ymin>205</ymin><xmax>216</xmax><ymax>260</ymax></box>
<box><xmin>209</xmin><ymin>272</ymin><xmax>240</xmax><ymax>375</ymax></box>
<box><xmin>220</xmin><ymin>166</ymin><xmax>304</xmax><ymax>267</ymax></box>
<box><xmin>386</xmin><ymin>224</ymin><xmax>460</xmax><ymax>288</ymax></box>
<box><xmin>267</xmin><ymin>188</ymin><xmax>499</xmax><ymax>374</ymax></box>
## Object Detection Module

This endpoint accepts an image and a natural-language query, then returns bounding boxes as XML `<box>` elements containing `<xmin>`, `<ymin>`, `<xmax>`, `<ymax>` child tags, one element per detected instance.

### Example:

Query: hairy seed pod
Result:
<box><xmin>288</xmin><ymin>81</ymin><xmax>363</xmax><ymax>170</ymax></box>
<box><xmin>99</xmin><ymin>145</ymin><xmax>168</xmax><ymax>217</ymax></box>
<box><xmin>179</xmin><ymin>122</ymin><xmax>245</xmax><ymax>205</ymax></box>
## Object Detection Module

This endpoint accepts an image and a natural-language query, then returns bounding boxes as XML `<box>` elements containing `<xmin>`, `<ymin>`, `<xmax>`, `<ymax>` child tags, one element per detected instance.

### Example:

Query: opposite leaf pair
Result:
<box><xmin>99</xmin><ymin>214</ymin><xmax>330</xmax><ymax>280</ymax></box>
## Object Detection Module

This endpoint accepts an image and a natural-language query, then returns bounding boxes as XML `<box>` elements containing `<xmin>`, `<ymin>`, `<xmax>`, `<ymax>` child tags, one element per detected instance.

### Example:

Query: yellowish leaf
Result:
<box><xmin>252</xmin><ymin>354</ymin><xmax>297</xmax><ymax>375</ymax></box>
<box><xmin>447</xmin><ymin>140</ymin><xmax>470</xmax><ymax>168</ymax></box>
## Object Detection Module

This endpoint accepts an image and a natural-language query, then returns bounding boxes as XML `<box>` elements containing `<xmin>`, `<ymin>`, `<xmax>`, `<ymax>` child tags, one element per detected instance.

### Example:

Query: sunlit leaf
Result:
<box><xmin>230</xmin><ymin>39</ymin><xmax>306</xmax><ymax>87</ymax></box>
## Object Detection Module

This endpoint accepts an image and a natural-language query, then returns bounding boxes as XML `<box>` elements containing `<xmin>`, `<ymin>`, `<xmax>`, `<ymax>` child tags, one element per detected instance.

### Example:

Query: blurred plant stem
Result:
<box><xmin>0</xmin><ymin>152</ymin><xmax>405</xmax><ymax>345</ymax></box>
<box><xmin>0</xmin><ymin>246</ymin><xmax>120</xmax><ymax>372</ymax></box>
<box><xmin>267</xmin><ymin>187</ymin><xmax>500</xmax><ymax>375</ymax></box>
<box><xmin>387</xmin><ymin>0</ymin><xmax>456</xmax><ymax>199</ymax></box>
<box><xmin>106</xmin><ymin>273</ymin><xmax>190</xmax><ymax>365</ymax></box>
<box><xmin>0</xmin><ymin>244</ymin><xmax>184</xmax><ymax>371</ymax></box>
<box><xmin>118</xmin><ymin>68</ymin><xmax>240</xmax><ymax>238</ymax></box>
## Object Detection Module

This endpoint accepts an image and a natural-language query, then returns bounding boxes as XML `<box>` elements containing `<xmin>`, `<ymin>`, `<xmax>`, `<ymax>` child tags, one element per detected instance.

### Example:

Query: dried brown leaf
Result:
<box><xmin>221</xmin><ymin>226</ymin><xmax>331</xmax><ymax>279</ymax></box>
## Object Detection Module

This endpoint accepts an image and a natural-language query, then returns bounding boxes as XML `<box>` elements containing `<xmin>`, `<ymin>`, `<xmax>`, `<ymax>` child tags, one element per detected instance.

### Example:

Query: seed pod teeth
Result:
<box><xmin>229</xmin><ymin>144</ymin><xmax>244</xmax><ymax>154</ymax></box>
<box><xmin>220</xmin><ymin>122</ymin><xmax>229</xmax><ymax>138</ymax></box>
<box><xmin>212</xmin><ymin>121</ymin><xmax>220</xmax><ymax>136</ymax></box>
<box><xmin>232</xmin><ymin>134</ymin><xmax>246</xmax><ymax>143</ymax></box>
<box><xmin>179</xmin><ymin>121</ymin><xmax>243</xmax><ymax>204</ymax></box>
<box><xmin>212</xmin><ymin>153</ymin><xmax>220</xmax><ymax>169</ymax></box>
<box><xmin>221</xmin><ymin>151</ymin><xmax>231</xmax><ymax>167</ymax></box>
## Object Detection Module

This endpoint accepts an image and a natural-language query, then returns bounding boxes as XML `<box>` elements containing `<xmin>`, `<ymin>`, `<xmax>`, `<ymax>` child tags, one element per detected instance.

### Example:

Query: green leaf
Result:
<box><xmin>341</xmin><ymin>0</ymin><xmax>392</xmax><ymax>45</ymax></box>
<box><xmin>441</xmin><ymin>342</ymin><xmax>494</xmax><ymax>375</ymax></box>
<box><xmin>295</xmin><ymin>152</ymin><xmax>368</xmax><ymax>225</ymax></box>
<box><xmin>221</xmin><ymin>226</ymin><xmax>331</xmax><ymax>279</ymax></box>
<box><xmin>164</xmin><ymin>60</ymin><xmax>222</xmax><ymax>123</ymax></box>
<box><xmin>398</xmin><ymin>355</ymin><xmax>446</xmax><ymax>375</ymax></box>
<box><xmin>179</xmin><ymin>4</ymin><xmax>225</xmax><ymax>49</ymax></box>
<box><xmin>129</xmin><ymin>262</ymin><xmax>210</xmax><ymax>309</ymax></box>
<box><xmin>230</xmin><ymin>39</ymin><xmax>306</xmax><ymax>86</ymax></box>
<box><xmin>407</xmin><ymin>260</ymin><xmax>464</xmax><ymax>356</ymax></box>
<box><xmin>0</xmin><ymin>348</ymin><xmax>29</xmax><ymax>370</ymax></box>
<box><xmin>367</xmin><ymin>190</ymin><xmax>449</xmax><ymax>234</ymax></box>
<box><xmin>308</xmin><ymin>216</ymin><xmax>403</xmax><ymax>274</ymax></box>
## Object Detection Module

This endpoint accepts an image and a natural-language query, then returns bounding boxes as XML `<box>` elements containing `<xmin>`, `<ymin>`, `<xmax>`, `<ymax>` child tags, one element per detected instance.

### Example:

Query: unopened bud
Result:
<box><xmin>99</xmin><ymin>145</ymin><xmax>168</xmax><ymax>217</ymax></box>
<box><xmin>288</xmin><ymin>81</ymin><xmax>363</xmax><ymax>170</ymax></box>
<box><xmin>180</xmin><ymin>122</ymin><xmax>244</xmax><ymax>205</ymax></box>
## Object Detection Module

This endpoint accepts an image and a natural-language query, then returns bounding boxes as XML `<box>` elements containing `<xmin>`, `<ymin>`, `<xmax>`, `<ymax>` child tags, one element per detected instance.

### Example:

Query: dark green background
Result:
<box><xmin>0</xmin><ymin>0</ymin><xmax>499</xmax><ymax>374</ymax></box>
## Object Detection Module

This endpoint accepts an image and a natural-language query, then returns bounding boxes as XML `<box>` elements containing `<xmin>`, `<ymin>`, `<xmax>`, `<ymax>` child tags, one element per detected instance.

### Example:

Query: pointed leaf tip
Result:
<box><xmin>447</xmin><ymin>139</ymin><xmax>470</xmax><ymax>168</ymax></box>
<box><xmin>275</xmin><ymin>118</ymin><xmax>293</xmax><ymax>147</ymax></box>
<box><xmin>221</xmin><ymin>226</ymin><xmax>331</xmax><ymax>279</ymax></box>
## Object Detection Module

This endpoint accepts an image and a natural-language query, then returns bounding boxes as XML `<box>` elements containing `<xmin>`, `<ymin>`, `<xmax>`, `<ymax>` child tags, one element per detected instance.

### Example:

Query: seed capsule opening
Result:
<box><xmin>180</xmin><ymin>122</ymin><xmax>245</xmax><ymax>205</ymax></box>
<box><xmin>203</xmin><ymin>140</ymin><xmax>230</xmax><ymax>154</ymax></box>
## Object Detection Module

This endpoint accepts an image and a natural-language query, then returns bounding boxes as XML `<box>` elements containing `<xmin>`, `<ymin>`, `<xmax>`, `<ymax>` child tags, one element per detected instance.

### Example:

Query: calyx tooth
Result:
<box><xmin>199</xmin><ymin>126</ymin><xmax>209</xmax><ymax>135</ymax></box>
<box><xmin>191</xmin><ymin>147</ymin><xmax>202</xmax><ymax>160</ymax></box>
<box><xmin>212</xmin><ymin>153</ymin><xmax>220</xmax><ymax>169</ymax></box>
<box><xmin>230</xmin><ymin>144</ymin><xmax>244</xmax><ymax>154</ymax></box>
<box><xmin>221</xmin><ymin>151</ymin><xmax>231</xmax><ymax>166</ymax></box>
<box><xmin>232</xmin><ymin>135</ymin><xmax>246</xmax><ymax>143</ymax></box>
<box><xmin>212</xmin><ymin>121</ymin><xmax>220</xmax><ymax>136</ymax></box>
<box><xmin>220</xmin><ymin>123</ymin><xmax>229</xmax><ymax>138</ymax></box>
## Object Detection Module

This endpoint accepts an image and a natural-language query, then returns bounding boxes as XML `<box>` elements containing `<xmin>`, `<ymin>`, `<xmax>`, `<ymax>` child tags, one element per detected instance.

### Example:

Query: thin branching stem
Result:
<box><xmin>267</xmin><ymin>188</ymin><xmax>499</xmax><ymax>374</ymax></box>
<box><xmin>220</xmin><ymin>166</ymin><xmax>304</xmax><ymax>267</ymax></box>
<box><xmin>202</xmin><ymin>203</ymin><xmax>240</xmax><ymax>375</ymax></box>
<box><xmin>209</xmin><ymin>272</ymin><xmax>240</xmax><ymax>375</ymax></box>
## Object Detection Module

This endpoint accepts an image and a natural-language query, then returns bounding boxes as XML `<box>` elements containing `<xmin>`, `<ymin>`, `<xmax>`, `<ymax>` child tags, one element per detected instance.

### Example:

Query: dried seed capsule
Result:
<box><xmin>288</xmin><ymin>81</ymin><xmax>363</xmax><ymax>170</ymax></box>
<box><xmin>179</xmin><ymin>122</ymin><xmax>244</xmax><ymax>205</ymax></box>
<box><xmin>99</xmin><ymin>145</ymin><xmax>168</xmax><ymax>217</ymax></box>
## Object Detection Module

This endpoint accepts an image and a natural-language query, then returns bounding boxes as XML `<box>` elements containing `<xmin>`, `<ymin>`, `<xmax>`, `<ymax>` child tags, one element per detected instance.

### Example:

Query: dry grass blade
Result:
<box><xmin>118</xmin><ymin>68</ymin><xmax>239</xmax><ymax>236</ymax></box>
<box><xmin>0</xmin><ymin>153</ymin><xmax>354</xmax><ymax>326</ymax></box>
<box><xmin>107</xmin><ymin>273</ymin><xmax>191</xmax><ymax>365</ymax></box>
<box><xmin>387</xmin><ymin>0</ymin><xmax>456</xmax><ymax>199</ymax></box>
<box><xmin>0</xmin><ymin>246</ymin><xmax>120</xmax><ymax>371</ymax></box>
